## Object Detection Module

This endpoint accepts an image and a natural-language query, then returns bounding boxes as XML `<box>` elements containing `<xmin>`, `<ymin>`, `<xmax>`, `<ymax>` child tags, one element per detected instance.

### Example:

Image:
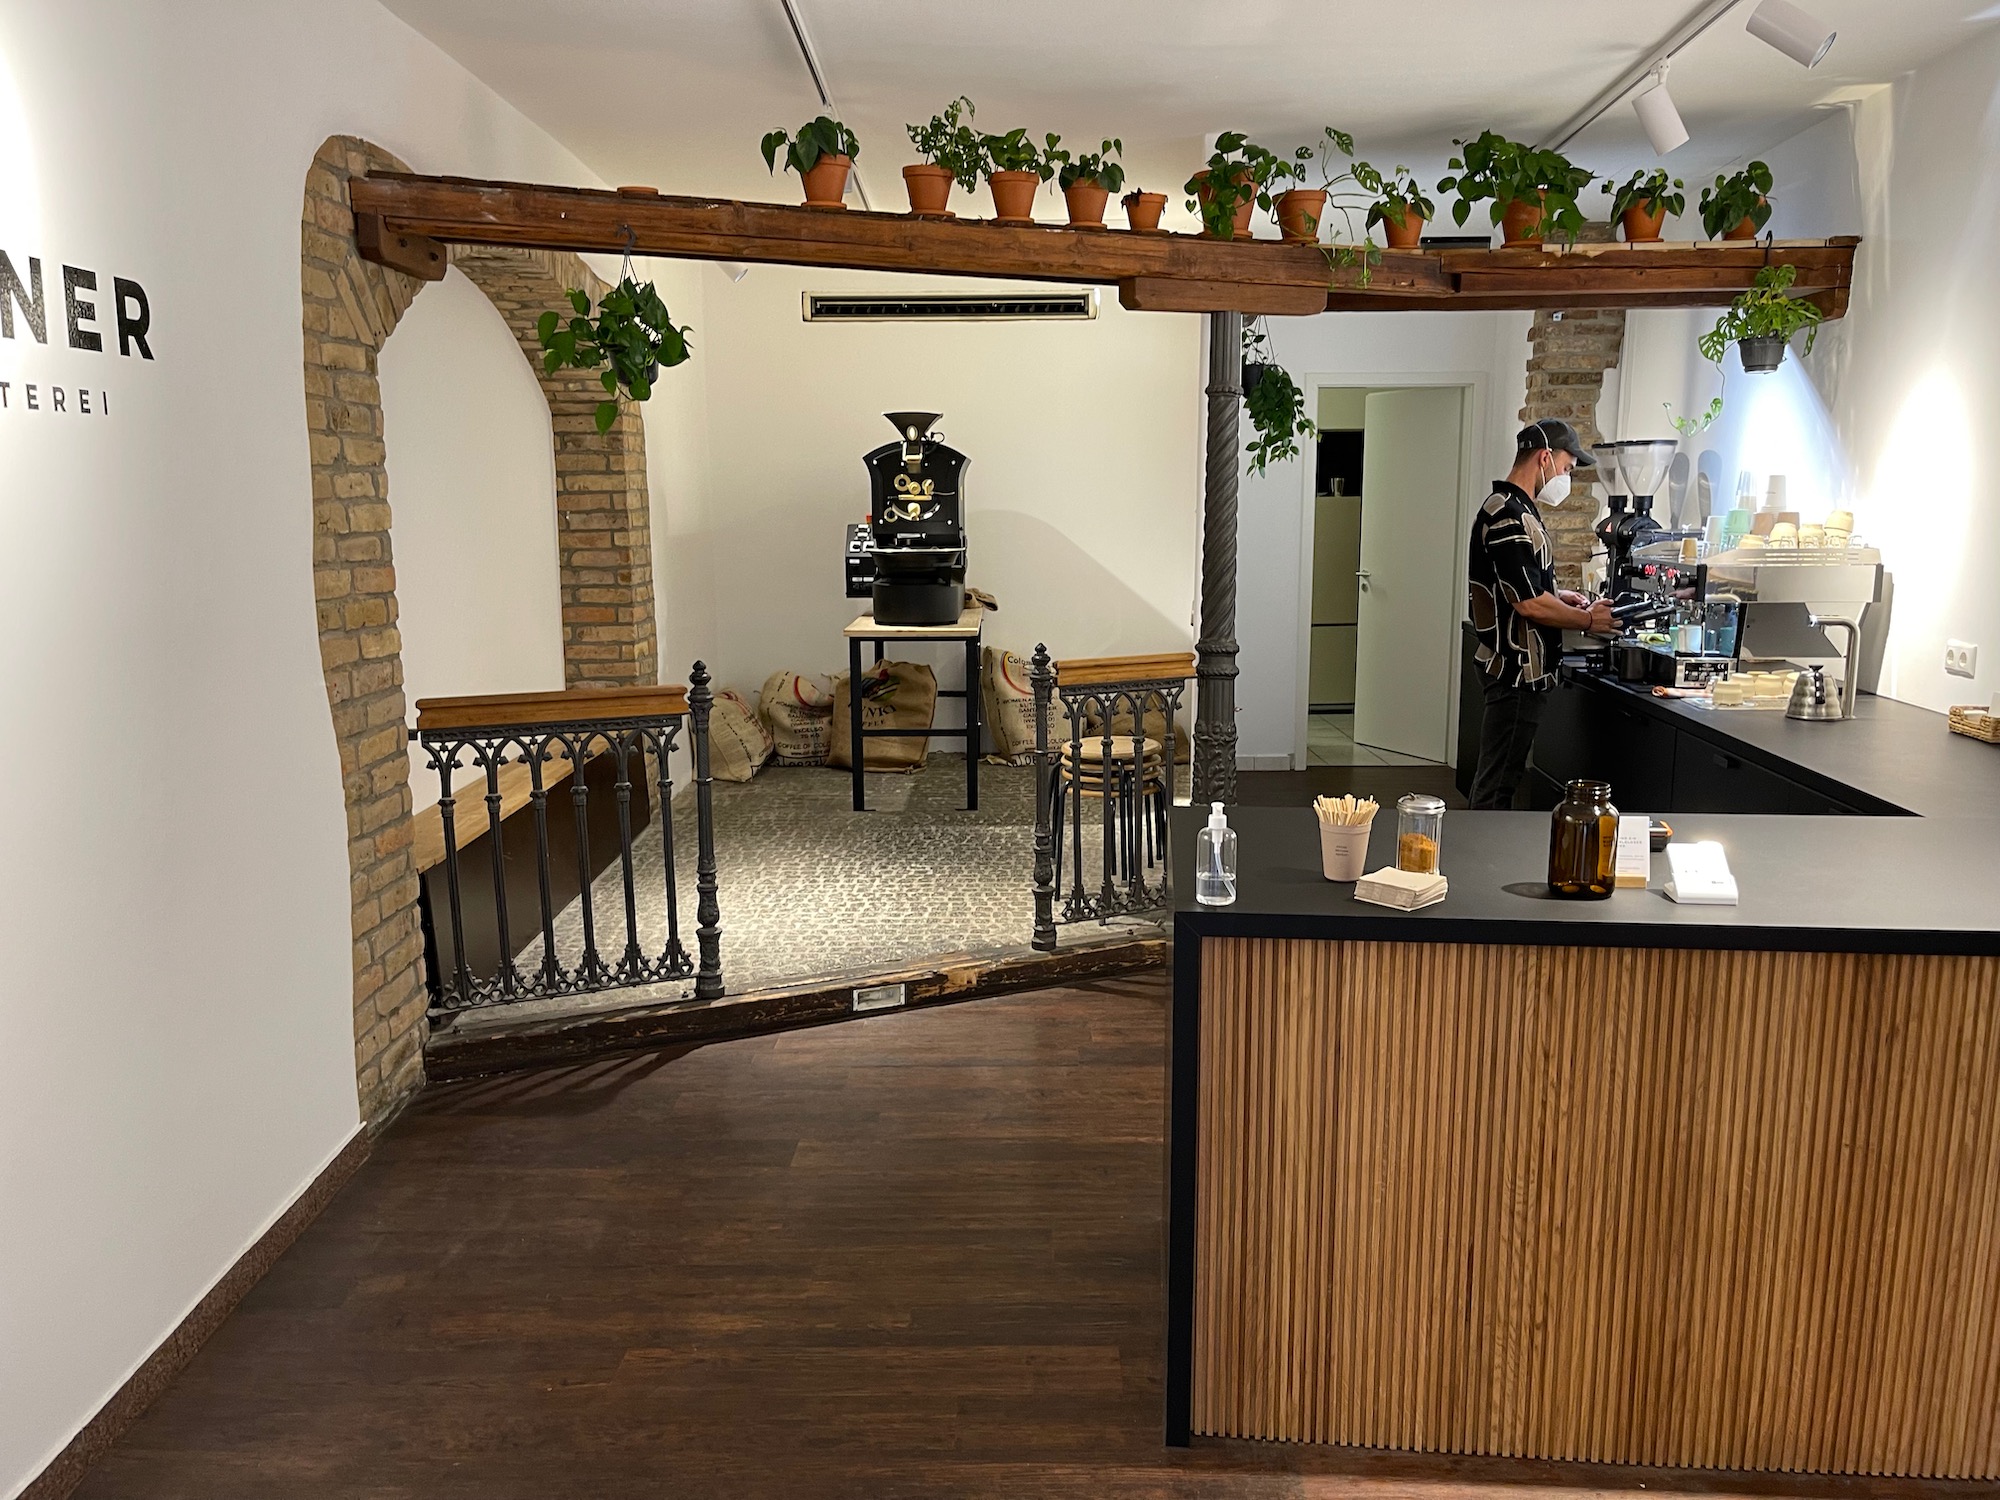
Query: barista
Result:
<box><xmin>1466</xmin><ymin>420</ymin><xmax>1616</xmax><ymax>810</ymax></box>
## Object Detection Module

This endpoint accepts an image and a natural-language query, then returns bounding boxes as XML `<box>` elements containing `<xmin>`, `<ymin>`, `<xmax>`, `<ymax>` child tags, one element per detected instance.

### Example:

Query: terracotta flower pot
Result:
<box><xmin>1621</xmin><ymin>203</ymin><xmax>1668</xmax><ymax>242</ymax></box>
<box><xmin>1380</xmin><ymin>209</ymin><xmax>1425</xmax><ymax>249</ymax></box>
<box><xmin>987</xmin><ymin>170</ymin><xmax>1041</xmax><ymax>223</ymax></box>
<box><xmin>1193</xmin><ymin>168</ymin><xmax>1257</xmax><ymax>240</ymax></box>
<box><xmin>1275</xmin><ymin>188</ymin><xmax>1328</xmax><ymax>243</ymax></box>
<box><xmin>800</xmin><ymin>153</ymin><xmax>852</xmax><ymax>209</ymax></box>
<box><xmin>902</xmin><ymin>163</ymin><xmax>954</xmax><ymax>217</ymax></box>
<box><xmin>1123</xmin><ymin>191</ymin><xmax>1167</xmax><ymax>233</ymax></box>
<box><xmin>1500</xmin><ymin>192</ymin><xmax>1547</xmax><ymax>248</ymax></box>
<box><xmin>1721</xmin><ymin>200</ymin><xmax>1768</xmax><ymax>241</ymax></box>
<box><xmin>1063</xmin><ymin>180</ymin><xmax>1110</xmax><ymax>228</ymax></box>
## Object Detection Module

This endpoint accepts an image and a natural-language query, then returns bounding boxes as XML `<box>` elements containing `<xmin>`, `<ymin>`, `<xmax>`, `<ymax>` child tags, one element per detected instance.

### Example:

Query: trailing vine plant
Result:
<box><xmin>537</xmin><ymin>275</ymin><xmax>692</xmax><ymax>433</ymax></box>
<box><xmin>1240</xmin><ymin>319</ymin><xmax>1315</xmax><ymax>476</ymax></box>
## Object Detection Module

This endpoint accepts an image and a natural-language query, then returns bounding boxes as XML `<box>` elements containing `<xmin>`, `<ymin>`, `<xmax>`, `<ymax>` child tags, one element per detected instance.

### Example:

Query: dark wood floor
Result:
<box><xmin>74</xmin><ymin>978</ymin><xmax>1960</xmax><ymax>1499</ymax></box>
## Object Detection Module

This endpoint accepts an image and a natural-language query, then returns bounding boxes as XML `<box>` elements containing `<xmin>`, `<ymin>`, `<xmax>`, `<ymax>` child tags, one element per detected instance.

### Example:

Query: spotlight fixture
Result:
<box><xmin>1632</xmin><ymin>67</ymin><xmax>1689</xmax><ymax>155</ymax></box>
<box><xmin>1747</xmin><ymin>0</ymin><xmax>1837</xmax><ymax>68</ymax></box>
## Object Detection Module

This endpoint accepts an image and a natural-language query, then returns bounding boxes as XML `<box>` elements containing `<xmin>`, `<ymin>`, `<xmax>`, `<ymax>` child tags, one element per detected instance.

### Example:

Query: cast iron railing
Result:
<box><xmin>413</xmin><ymin>666</ymin><xmax>721</xmax><ymax>1014</ymax></box>
<box><xmin>1030</xmin><ymin>646</ymin><xmax>1194</xmax><ymax>951</ymax></box>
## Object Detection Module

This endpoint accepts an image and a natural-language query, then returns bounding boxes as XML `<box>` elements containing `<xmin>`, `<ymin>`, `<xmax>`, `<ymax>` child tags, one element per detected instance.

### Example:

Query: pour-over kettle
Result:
<box><xmin>1786</xmin><ymin>664</ymin><xmax>1847</xmax><ymax>721</ymax></box>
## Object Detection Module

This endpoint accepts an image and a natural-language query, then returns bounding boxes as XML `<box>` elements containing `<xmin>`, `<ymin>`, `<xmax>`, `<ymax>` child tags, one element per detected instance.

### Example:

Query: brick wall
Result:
<box><xmin>1519</xmin><ymin>307</ymin><xmax>1627</xmax><ymax>587</ymax></box>
<box><xmin>300</xmin><ymin>136</ymin><xmax>661</xmax><ymax>1125</ymax></box>
<box><xmin>1517</xmin><ymin>223</ymin><xmax>1627</xmax><ymax>588</ymax></box>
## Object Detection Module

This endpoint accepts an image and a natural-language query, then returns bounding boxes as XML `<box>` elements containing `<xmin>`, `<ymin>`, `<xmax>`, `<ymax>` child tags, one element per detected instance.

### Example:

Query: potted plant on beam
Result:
<box><xmin>1604</xmin><ymin>168</ymin><xmax>1685</xmax><ymax>243</ymax></box>
<box><xmin>979</xmin><ymin>128</ymin><xmax>1058</xmax><ymax>223</ymax></box>
<box><xmin>1700</xmin><ymin>161</ymin><xmax>1775</xmax><ymax>240</ymax></box>
<box><xmin>1360</xmin><ymin>165</ymin><xmax>1434</xmax><ymax>250</ymax></box>
<box><xmin>1185</xmin><ymin>132</ymin><xmax>1280</xmax><ymax>241</ymax></box>
<box><xmin>1122</xmin><ymin>187</ymin><xmax>1168</xmax><ymax>233</ymax></box>
<box><xmin>904</xmin><ymin>96</ymin><xmax>981</xmax><ymax>217</ymax></box>
<box><xmin>761</xmin><ymin>115</ymin><xmax>861</xmax><ymax>208</ymax></box>
<box><xmin>537</xmin><ymin>278</ymin><xmax>693</xmax><ymax>433</ymax></box>
<box><xmin>1697</xmin><ymin>263</ymin><xmax>1823</xmax><ymax>373</ymax></box>
<box><xmin>1437</xmin><ymin>130</ymin><xmax>1593</xmax><ymax>248</ymax></box>
<box><xmin>1049</xmin><ymin>138</ymin><xmax>1125</xmax><ymax>228</ymax></box>
<box><xmin>1268</xmin><ymin>126</ymin><xmax>1372</xmax><ymax>244</ymax></box>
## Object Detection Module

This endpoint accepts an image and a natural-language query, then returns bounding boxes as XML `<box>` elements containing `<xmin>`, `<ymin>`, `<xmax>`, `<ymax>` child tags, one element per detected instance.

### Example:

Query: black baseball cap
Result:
<box><xmin>1517</xmin><ymin>418</ymin><xmax>1597</xmax><ymax>468</ymax></box>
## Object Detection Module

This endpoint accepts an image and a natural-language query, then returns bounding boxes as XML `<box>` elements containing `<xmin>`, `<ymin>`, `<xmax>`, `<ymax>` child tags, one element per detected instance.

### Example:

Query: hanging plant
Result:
<box><xmin>537</xmin><ymin>277</ymin><xmax>692</xmax><ymax>433</ymax></box>
<box><xmin>1241</xmin><ymin>320</ymin><xmax>1314</xmax><ymax>476</ymax></box>
<box><xmin>1697</xmin><ymin>263</ymin><xmax>1822</xmax><ymax>372</ymax></box>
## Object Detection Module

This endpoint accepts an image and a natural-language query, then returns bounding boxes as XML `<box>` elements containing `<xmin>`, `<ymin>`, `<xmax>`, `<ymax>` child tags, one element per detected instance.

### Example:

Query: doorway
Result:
<box><xmin>1302</xmin><ymin>383</ymin><xmax>1472</xmax><ymax>768</ymax></box>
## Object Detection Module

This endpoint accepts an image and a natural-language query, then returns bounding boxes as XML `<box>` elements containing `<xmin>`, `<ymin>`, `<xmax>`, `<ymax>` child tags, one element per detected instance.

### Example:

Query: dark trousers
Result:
<box><xmin>1469</xmin><ymin>680</ymin><xmax>1549</xmax><ymax>810</ymax></box>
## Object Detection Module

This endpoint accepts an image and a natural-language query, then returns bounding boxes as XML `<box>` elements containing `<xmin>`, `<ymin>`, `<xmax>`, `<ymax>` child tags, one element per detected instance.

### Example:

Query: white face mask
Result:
<box><xmin>1538</xmin><ymin>467</ymin><xmax>1572</xmax><ymax>507</ymax></box>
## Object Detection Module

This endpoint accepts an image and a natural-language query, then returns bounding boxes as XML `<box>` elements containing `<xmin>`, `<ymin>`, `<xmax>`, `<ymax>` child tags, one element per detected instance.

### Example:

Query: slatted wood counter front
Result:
<box><xmin>1186</xmin><ymin>935</ymin><xmax>2000</xmax><ymax>1477</ymax></box>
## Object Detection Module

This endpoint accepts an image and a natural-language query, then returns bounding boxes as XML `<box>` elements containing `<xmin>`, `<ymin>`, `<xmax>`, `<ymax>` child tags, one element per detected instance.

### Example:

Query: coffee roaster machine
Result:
<box><xmin>844</xmin><ymin>411</ymin><xmax>969</xmax><ymax>626</ymax></box>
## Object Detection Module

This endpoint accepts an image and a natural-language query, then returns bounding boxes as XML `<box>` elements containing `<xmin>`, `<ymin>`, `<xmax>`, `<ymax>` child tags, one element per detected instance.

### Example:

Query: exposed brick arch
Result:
<box><xmin>300</xmin><ymin>135</ymin><xmax>660</xmax><ymax>1124</ymax></box>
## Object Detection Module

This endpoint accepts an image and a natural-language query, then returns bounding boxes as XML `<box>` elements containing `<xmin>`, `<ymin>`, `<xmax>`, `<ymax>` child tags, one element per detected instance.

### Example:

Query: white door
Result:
<box><xmin>1352</xmin><ymin>387</ymin><xmax>1465</xmax><ymax>762</ymax></box>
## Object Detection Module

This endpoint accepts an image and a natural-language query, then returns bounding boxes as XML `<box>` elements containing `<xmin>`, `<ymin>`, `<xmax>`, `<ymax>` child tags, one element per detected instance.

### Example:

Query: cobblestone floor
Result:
<box><xmin>493</xmin><ymin>755</ymin><xmax>1168</xmax><ymax>1016</ymax></box>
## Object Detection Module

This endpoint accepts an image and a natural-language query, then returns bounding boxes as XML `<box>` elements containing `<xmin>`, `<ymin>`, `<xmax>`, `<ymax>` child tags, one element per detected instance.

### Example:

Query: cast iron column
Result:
<box><xmin>1194</xmin><ymin>309</ymin><xmax>1241</xmax><ymax>804</ymax></box>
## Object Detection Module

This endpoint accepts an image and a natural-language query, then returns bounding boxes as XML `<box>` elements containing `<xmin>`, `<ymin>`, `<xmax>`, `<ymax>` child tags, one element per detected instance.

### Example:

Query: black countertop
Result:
<box><xmin>1172</xmin><ymin>806</ymin><xmax>2000</xmax><ymax>956</ymax></box>
<box><xmin>1566</xmin><ymin>674</ymin><xmax>2000</xmax><ymax>819</ymax></box>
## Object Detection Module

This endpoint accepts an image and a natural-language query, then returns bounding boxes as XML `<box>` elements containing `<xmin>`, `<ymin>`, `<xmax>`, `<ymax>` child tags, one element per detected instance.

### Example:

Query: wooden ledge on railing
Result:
<box><xmin>414</xmin><ymin>683</ymin><xmax>690</xmax><ymax>734</ymax></box>
<box><xmin>1054</xmin><ymin>652</ymin><xmax>1196</xmax><ymax>688</ymax></box>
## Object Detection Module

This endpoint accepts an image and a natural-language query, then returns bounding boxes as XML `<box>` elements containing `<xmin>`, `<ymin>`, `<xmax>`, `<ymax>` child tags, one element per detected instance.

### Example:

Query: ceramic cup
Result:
<box><xmin>1319</xmin><ymin>818</ymin><xmax>1375</xmax><ymax>882</ymax></box>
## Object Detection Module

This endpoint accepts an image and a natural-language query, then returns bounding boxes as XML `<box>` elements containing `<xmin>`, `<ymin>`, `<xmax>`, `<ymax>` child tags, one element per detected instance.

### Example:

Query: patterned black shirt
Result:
<box><xmin>1467</xmin><ymin>480</ymin><xmax>1560</xmax><ymax>690</ymax></box>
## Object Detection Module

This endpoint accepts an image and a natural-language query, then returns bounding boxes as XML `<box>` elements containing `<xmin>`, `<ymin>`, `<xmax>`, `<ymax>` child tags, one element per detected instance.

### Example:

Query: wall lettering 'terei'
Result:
<box><xmin>1</xmin><ymin>250</ymin><xmax>152</xmax><ymax>358</ymax></box>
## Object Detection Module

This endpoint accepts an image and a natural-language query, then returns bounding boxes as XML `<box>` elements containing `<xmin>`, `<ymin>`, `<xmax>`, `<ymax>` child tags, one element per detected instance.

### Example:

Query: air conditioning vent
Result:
<box><xmin>804</xmin><ymin>290</ymin><xmax>1098</xmax><ymax>322</ymax></box>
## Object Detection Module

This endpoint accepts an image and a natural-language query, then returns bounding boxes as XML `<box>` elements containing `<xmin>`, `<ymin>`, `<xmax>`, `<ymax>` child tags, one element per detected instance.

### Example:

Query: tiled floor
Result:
<box><xmin>1307</xmin><ymin>711</ymin><xmax>1444</xmax><ymax>768</ymax></box>
<box><xmin>475</xmin><ymin>753</ymin><xmax>1164</xmax><ymax>1026</ymax></box>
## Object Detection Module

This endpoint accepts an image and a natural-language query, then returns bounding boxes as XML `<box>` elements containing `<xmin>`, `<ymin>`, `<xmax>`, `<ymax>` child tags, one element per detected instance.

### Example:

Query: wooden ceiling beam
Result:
<box><xmin>349</xmin><ymin>172</ymin><xmax>1857</xmax><ymax>320</ymax></box>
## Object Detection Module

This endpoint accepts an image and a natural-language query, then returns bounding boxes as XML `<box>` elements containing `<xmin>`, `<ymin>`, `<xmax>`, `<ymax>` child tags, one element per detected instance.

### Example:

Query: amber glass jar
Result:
<box><xmin>1547</xmin><ymin>780</ymin><xmax>1618</xmax><ymax>900</ymax></box>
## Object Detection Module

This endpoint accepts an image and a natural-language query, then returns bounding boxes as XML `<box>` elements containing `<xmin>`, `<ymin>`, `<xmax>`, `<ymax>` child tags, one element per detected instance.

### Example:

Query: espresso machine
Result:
<box><xmin>844</xmin><ymin>411</ymin><xmax>969</xmax><ymax>625</ymax></box>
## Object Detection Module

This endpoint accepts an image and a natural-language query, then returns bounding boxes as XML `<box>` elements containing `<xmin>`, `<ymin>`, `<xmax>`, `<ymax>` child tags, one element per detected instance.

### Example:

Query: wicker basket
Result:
<box><xmin>1948</xmin><ymin>705</ymin><xmax>2000</xmax><ymax>744</ymax></box>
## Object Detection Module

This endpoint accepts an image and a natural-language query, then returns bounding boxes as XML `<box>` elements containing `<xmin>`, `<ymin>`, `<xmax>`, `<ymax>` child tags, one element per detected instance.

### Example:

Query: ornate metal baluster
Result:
<box><xmin>482</xmin><ymin>747</ymin><xmax>518</xmax><ymax>1000</ymax></box>
<box><xmin>1065</xmin><ymin>695</ymin><xmax>1089</xmax><ymax>924</ymax></box>
<box><xmin>1029</xmin><ymin>645</ymin><xmax>1056</xmax><ymax>951</ymax></box>
<box><xmin>611</xmin><ymin>730</ymin><xmax>645</xmax><ymax>980</ymax></box>
<box><xmin>528</xmin><ymin>737</ymin><xmax>561</xmax><ymax>992</ymax></box>
<box><xmin>690</xmin><ymin>663</ymin><xmax>724</xmax><ymax>1000</ymax></box>
<box><xmin>569</xmin><ymin>731</ymin><xmax>605</xmax><ymax>990</ymax></box>
<box><xmin>653</xmin><ymin>723</ymin><xmax>687</xmax><ymax>971</ymax></box>
<box><xmin>1098</xmin><ymin>693</ymin><xmax>1118</xmax><ymax>917</ymax></box>
<box><xmin>436</xmin><ymin>744</ymin><xmax>473</xmax><ymax>1006</ymax></box>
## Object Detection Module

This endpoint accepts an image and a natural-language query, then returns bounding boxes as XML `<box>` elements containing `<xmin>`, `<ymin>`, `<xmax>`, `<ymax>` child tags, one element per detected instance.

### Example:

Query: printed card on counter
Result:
<box><xmin>1614</xmin><ymin>816</ymin><xmax>1651</xmax><ymax>889</ymax></box>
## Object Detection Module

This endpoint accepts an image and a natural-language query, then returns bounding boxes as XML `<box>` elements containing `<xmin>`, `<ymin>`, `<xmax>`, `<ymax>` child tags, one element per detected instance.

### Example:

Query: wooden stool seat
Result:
<box><xmin>1059</xmin><ymin>735</ymin><xmax>1164</xmax><ymax>766</ymax></box>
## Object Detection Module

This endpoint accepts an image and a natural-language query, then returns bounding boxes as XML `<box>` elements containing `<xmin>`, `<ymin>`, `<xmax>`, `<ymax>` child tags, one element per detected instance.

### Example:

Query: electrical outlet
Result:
<box><xmin>1945</xmin><ymin>640</ymin><xmax>1979</xmax><ymax>679</ymax></box>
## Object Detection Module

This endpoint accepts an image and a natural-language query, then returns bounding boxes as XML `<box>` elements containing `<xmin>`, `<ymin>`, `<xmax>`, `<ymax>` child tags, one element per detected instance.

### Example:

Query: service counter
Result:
<box><xmin>1166</xmin><ymin>692</ymin><xmax>2000</xmax><ymax>1478</ymax></box>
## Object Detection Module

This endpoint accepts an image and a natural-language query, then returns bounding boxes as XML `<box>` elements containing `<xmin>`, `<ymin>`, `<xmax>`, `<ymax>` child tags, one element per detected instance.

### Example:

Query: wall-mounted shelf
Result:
<box><xmin>351</xmin><ymin>172</ymin><xmax>1858</xmax><ymax>320</ymax></box>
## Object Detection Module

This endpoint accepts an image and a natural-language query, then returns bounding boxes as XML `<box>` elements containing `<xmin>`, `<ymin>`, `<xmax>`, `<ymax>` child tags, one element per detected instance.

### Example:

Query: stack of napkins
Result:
<box><xmin>1353</xmin><ymin>866</ymin><xmax>1448</xmax><ymax>911</ymax></box>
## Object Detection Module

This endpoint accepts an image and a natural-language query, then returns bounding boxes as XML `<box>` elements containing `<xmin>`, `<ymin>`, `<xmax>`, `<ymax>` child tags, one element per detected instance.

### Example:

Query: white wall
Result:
<box><xmin>1623</xmin><ymin>45</ymin><xmax>2000</xmax><ymax>715</ymax></box>
<box><xmin>694</xmin><ymin>266</ymin><xmax>1203</xmax><ymax>719</ymax></box>
<box><xmin>1235</xmin><ymin>309</ymin><xmax>1533</xmax><ymax>764</ymax></box>
<box><xmin>638</xmin><ymin>256</ymin><xmax>720</xmax><ymax>688</ymax></box>
<box><xmin>379</xmin><ymin>265</ymin><xmax>563</xmax><ymax>805</ymax></box>
<box><xmin>0</xmin><ymin>5</ymin><xmax>609</xmax><ymax>1494</ymax></box>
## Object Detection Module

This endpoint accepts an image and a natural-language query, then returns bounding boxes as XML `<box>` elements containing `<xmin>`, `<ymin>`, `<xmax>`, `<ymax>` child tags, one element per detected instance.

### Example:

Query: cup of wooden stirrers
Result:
<box><xmin>1315</xmin><ymin>794</ymin><xmax>1378</xmax><ymax>882</ymax></box>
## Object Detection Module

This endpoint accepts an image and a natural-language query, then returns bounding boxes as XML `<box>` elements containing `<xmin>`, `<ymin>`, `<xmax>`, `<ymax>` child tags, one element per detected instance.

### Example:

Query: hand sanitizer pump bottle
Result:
<box><xmin>1195</xmin><ymin>802</ymin><xmax>1238</xmax><ymax>906</ymax></box>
